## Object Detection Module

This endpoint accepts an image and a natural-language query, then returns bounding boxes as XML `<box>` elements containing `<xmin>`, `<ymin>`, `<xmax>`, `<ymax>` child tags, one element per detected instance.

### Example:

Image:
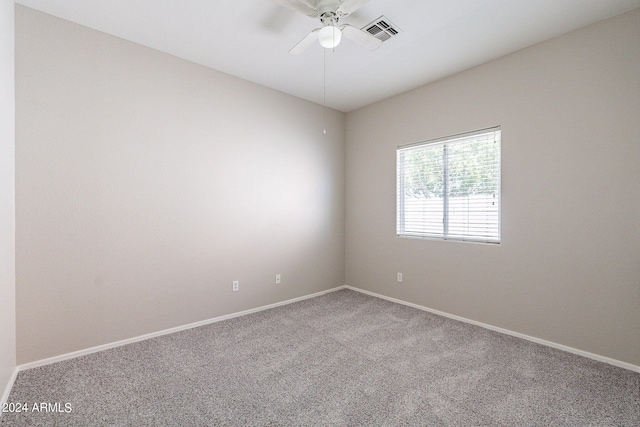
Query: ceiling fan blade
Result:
<box><xmin>272</xmin><ymin>0</ymin><xmax>317</xmax><ymax>17</ymax></box>
<box><xmin>336</xmin><ymin>0</ymin><xmax>371</xmax><ymax>16</ymax></box>
<box><xmin>341</xmin><ymin>24</ymin><xmax>382</xmax><ymax>51</ymax></box>
<box><xmin>289</xmin><ymin>29</ymin><xmax>320</xmax><ymax>54</ymax></box>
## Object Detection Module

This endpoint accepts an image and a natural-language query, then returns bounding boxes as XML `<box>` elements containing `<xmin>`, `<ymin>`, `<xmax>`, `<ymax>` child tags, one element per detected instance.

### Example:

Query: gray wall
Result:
<box><xmin>346</xmin><ymin>9</ymin><xmax>640</xmax><ymax>366</ymax></box>
<box><xmin>0</xmin><ymin>0</ymin><xmax>16</xmax><ymax>399</ymax></box>
<box><xmin>15</xmin><ymin>6</ymin><xmax>346</xmax><ymax>364</ymax></box>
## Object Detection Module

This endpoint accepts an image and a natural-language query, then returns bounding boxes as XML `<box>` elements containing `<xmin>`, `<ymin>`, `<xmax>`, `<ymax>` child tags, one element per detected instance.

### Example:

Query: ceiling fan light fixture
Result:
<box><xmin>318</xmin><ymin>25</ymin><xmax>342</xmax><ymax>48</ymax></box>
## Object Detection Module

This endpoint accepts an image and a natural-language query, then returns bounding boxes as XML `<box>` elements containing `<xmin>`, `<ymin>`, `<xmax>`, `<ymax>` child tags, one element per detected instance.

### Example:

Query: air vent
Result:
<box><xmin>363</xmin><ymin>16</ymin><xmax>401</xmax><ymax>43</ymax></box>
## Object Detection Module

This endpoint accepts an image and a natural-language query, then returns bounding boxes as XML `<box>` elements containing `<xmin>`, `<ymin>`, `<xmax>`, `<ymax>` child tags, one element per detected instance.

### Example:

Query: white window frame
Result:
<box><xmin>397</xmin><ymin>127</ymin><xmax>501</xmax><ymax>244</ymax></box>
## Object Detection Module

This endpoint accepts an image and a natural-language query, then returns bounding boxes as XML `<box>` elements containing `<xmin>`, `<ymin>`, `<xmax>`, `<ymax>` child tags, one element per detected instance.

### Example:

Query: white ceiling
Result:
<box><xmin>15</xmin><ymin>0</ymin><xmax>640</xmax><ymax>112</ymax></box>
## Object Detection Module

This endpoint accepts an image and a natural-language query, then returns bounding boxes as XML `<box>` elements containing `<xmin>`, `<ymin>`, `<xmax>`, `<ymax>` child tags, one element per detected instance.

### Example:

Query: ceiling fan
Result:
<box><xmin>272</xmin><ymin>0</ymin><xmax>383</xmax><ymax>54</ymax></box>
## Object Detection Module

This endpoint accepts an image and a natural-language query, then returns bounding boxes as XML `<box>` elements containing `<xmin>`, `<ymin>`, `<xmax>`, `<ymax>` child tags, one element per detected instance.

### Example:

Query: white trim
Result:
<box><xmin>18</xmin><ymin>286</ymin><xmax>346</xmax><ymax>372</ymax></box>
<box><xmin>345</xmin><ymin>285</ymin><xmax>640</xmax><ymax>373</ymax></box>
<box><xmin>0</xmin><ymin>367</ymin><xmax>19</xmax><ymax>412</ymax></box>
<box><xmin>398</xmin><ymin>125</ymin><xmax>502</xmax><ymax>150</ymax></box>
<box><xmin>17</xmin><ymin>284</ymin><xmax>638</xmax><ymax>374</ymax></box>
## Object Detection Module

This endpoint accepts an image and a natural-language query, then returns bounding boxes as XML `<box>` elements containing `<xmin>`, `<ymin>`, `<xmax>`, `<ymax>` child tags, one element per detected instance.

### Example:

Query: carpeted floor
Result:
<box><xmin>2</xmin><ymin>289</ymin><xmax>639</xmax><ymax>426</ymax></box>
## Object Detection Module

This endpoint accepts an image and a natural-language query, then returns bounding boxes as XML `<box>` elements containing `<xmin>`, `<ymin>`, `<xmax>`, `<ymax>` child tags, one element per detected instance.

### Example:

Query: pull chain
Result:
<box><xmin>323</xmin><ymin>47</ymin><xmax>327</xmax><ymax>135</ymax></box>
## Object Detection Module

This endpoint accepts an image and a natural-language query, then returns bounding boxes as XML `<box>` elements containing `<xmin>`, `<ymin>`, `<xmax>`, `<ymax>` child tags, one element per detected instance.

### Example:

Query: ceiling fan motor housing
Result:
<box><xmin>320</xmin><ymin>11</ymin><xmax>339</xmax><ymax>27</ymax></box>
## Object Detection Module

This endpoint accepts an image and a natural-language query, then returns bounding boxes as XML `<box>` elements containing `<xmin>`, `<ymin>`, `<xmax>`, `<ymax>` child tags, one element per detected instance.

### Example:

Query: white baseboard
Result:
<box><xmin>345</xmin><ymin>285</ymin><xmax>640</xmax><ymax>373</ymax></box>
<box><xmin>0</xmin><ymin>367</ymin><xmax>19</xmax><ymax>411</ymax></box>
<box><xmin>18</xmin><ymin>286</ymin><xmax>347</xmax><ymax>372</ymax></box>
<box><xmin>18</xmin><ymin>284</ymin><xmax>638</xmax><ymax>375</ymax></box>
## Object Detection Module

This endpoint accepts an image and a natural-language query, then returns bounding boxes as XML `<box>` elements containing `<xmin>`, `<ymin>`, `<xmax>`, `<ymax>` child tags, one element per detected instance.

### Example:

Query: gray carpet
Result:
<box><xmin>2</xmin><ymin>289</ymin><xmax>639</xmax><ymax>426</ymax></box>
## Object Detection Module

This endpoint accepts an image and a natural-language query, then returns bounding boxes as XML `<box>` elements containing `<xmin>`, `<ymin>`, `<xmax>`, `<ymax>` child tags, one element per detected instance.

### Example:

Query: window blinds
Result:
<box><xmin>397</xmin><ymin>127</ymin><xmax>501</xmax><ymax>243</ymax></box>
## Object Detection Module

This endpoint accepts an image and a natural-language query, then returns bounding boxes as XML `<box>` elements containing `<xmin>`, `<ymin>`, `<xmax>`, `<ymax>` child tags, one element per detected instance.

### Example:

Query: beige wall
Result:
<box><xmin>15</xmin><ymin>6</ymin><xmax>345</xmax><ymax>364</ymax></box>
<box><xmin>346</xmin><ymin>9</ymin><xmax>640</xmax><ymax>366</ymax></box>
<box><xmin>0</xmin><ymin>0</ymin><xmax>16</xmax><ymax>397</ymax></box>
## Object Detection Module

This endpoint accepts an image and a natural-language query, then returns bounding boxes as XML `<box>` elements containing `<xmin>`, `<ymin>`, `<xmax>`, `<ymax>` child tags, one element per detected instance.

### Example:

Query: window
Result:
<box><xmin>397</xmin><ymin>127</ymin><xmax>501</xmax><ymax>243</ymax></box>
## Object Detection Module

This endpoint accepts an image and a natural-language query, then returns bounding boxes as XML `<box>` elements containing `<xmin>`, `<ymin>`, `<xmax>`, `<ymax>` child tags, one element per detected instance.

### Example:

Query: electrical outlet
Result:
<box><xmin>275</xmin><ymin>274</ymin><xmax>281</xmax><ymax>284</ymax></box>
<box><xmin>397</xmin><ymin>272</ymin><xmax>403</xmax><ymax>283</ymax></box>
<box><xmin>232</xmin><ymin>280</ymin><xmax>239</xmax><ymax>292</ymax></box>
